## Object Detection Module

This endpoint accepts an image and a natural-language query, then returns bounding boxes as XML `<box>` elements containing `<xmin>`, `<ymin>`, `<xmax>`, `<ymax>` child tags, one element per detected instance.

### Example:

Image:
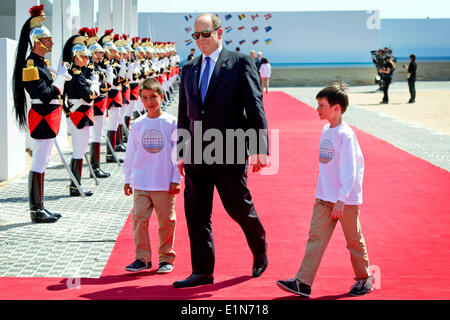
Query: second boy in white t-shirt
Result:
<box><xmin>277</xmin><ymin>82</ymin><xmax>374</xmax><ymax>298</ymax></box>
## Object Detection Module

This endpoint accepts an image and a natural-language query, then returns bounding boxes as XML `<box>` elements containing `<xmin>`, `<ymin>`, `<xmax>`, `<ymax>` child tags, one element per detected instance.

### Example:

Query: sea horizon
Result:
<box><xmin>270</xmin><ymin>57</ymin><xmax>450</xmax><ymax>69</ymax></box>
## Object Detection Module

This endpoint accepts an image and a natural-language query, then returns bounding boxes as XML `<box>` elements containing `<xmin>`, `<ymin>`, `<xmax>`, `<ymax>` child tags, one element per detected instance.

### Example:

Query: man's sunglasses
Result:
<box><xmin>191</xmin><ymin>28</ymin><xmax>220</xmax><ymax>40</ymax></box>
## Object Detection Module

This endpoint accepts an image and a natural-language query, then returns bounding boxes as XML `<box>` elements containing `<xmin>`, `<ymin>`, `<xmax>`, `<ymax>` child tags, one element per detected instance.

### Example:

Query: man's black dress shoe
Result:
<box><xmin>252</xmin><ymin>254</ymin><xmax>268</xmax><ymax>278</ymax></box>
<box><xmin>173</xmin><ymin>273</ymin><xmax>214</xmax><ymax>288</ymax></box>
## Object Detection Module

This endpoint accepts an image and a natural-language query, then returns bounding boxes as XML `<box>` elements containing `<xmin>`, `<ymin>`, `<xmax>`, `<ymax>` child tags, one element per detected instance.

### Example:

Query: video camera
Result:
<box><xmin>370</xmin><ymin>50</ymin><xmax>385</xmax><ymax>69</ymax></box>
<box><xmin>370</xmin><ymin>49</ymin><xmax>395</xmax><ymax>90</ymax></box>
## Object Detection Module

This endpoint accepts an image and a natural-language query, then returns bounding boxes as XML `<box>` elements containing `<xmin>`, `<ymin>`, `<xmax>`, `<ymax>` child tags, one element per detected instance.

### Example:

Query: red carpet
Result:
<box><xmin>1</xmin><ymin>91</ymin><xmax>449</xmax><ymax>300</ymax></box>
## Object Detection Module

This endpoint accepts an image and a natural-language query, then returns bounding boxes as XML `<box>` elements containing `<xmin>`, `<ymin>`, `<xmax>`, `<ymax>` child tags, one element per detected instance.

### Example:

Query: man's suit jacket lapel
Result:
<box><xmin>192</xmin><ymin>56</ymin><xmax>202</xmax><ymax>102</ymax></box>
<box><xmin>203</xmin><ymin>48</ymin><xmax>229</xmax><ymax>104</ymax></box>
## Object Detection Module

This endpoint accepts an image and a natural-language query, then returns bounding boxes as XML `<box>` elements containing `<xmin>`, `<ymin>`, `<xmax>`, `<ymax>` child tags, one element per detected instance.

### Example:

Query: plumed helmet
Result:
<box><xmin>122</xmin><ymin>34</ymin><xmax>133</xmax><ymax>52</ymax></box>
<box><xmin>29</xmin><ymin>5</ymin><xmax>52</xmax><ymax>44</ymax></box>
<box><xmin>100</xmin><ymin>29</ymin><xmax>118</xmax><ymax>55</ymax></box>
<box><xmin>86</xmin><ymin>28</ymin><xmax>105</xmax><ymax>55</ymax></box>
<box><xmin>72</xmin><ymin>28</ymin><xmax>90</xmax><ymax>57</ymax></box>
<box><xmin>62</xmin><ymin>29</ymin><xmax>90</xmax><ymax>63</ymax></box>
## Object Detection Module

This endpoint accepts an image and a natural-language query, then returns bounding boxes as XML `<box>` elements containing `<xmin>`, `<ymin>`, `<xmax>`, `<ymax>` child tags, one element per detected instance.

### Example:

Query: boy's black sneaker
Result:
<box><xmin>276</xmin><ymin>279</ymin><xmax>311</xmax><ymax>297</ymax></box>
<box><xmin>349</xmin><ymin>276</ymin><xmax>374</xmax><ymax>296</ymax></box>
<box><xmin>125</xmin><ymin>259</ymin><xmax>152</xmax><ymax>272</ymax></box>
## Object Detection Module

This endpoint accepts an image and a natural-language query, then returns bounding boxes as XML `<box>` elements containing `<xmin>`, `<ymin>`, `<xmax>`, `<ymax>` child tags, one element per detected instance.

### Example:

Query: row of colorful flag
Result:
<box><xmin>224</xmin><ymin>38</ymin><xmax>272</xmax><ymax>46</ymax></box>
<box><xmin>185</xmin><ymin>26</ymin><xmax>272</xmax><ymax>33</ymax></box>
<box><xmin>183</xmin><ymin>13</ymin><xmax>273</xmax><ymax>47</ymax></box>
<box><xmin>224</xmin><ymin>13</ymin><xmax>272</xmax><ymax>21</ymax></box>
<box><xmin>185</xmin><ymin>13</ymin><xmax>272</xmax><ymax>22</ymax></box>
<box><xmin>184</xmin><ymin>38</ymin><xmax>272</xmax><ymax>46</ymax></box>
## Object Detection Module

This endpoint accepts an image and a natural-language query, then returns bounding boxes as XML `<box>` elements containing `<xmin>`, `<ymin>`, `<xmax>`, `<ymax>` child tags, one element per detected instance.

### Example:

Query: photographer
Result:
<box><xmin>371</xmin><ymin>49</ymin><xmax>386</xmax><ymax>90</ymax></box>
<box><xmin>378</xmin><ymin>56</ymin><xmax>395</xmax><ymax>104</ymax></box>
<box><xmin>403</xmin><ymin>54</ymin><xmax>417</xmax><ymax>103</ymax></box>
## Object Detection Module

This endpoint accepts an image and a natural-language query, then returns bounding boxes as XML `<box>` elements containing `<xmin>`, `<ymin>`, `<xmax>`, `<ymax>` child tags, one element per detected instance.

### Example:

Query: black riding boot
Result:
<box><xmin>106</xmin><ymin>130</ymin><xmax>123</xmax><ymax>163</ymax></box>
<box><xmin>123</xmin><ymin>116</ymin><xmax>131</xmax><ymax>143</ymax></box>
<box><xmin>115</xmin><ymin>125</ymin><xmax>126</xmax><ymax>152</ymax></box>
<box><xmin>29</xmin><ymin>171</ymin><xmax>58</xmax><ymax>223</ymax></box>
<box><xmin>69</xmin><ymin>158</ymin><xmax>93</xmax><ymax>197</ymax></box>
<box><xmin>90</xmin><ymin>142</ymin><xmax>110</xmax><ymax>178</ymax></box>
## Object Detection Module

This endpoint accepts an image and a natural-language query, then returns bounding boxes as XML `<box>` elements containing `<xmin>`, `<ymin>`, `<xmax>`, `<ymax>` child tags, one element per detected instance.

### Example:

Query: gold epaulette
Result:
<box><xmin>88</xmin><ymin>63</ymin><xmax>94</xmax><ymax>69</ymax></box>
<box><xmin>44</xmin><ymin>59</ymin><xmax>50</xmax><ymax>67</ymax></box>
<box><xmin>103</xmin><ymin>59</ymin><xmax>110</xmax><ymax>66</ymax></box>
<box><xmin>72</xmin><ymin>68</ymin><xmax>81</xmax><ymax>75</ymax></box>
<box><xmin>23</xmin><ymin>59</ymin><xmax>39</xmax><ymax>82</ymax></box>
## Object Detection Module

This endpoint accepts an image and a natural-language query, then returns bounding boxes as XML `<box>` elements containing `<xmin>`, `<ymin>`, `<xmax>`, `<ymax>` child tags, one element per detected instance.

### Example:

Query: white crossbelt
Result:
<box><xmin>69</xmin><ymin>99</ymin><xmax>92</xmax><ymax>112</ymax></box>
<box><xmin>31</xmin><ymin>99</ymin><xmax>61</xmax><ymax>105</ymax></box>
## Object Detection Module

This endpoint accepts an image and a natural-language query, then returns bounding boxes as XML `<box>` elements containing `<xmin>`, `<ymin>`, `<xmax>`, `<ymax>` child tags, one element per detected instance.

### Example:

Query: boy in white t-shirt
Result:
<box><xmin>277</xmin><ymin>82</ymin><xmax>374</xmax><ymax>297</ymax></box>
<box><xmin>123</xmin><ymin>78</ymin><xmax>181</xmax><ymax>274</ymax></box>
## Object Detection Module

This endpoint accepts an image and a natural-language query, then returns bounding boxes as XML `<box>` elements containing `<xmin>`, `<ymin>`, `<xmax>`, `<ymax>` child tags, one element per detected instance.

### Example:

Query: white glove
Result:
<box><xmin>52</xmin><ymin>63</ymin><xmax>72</xmax><ymax>94</ymax></box>
<box><xmin>105</xmin><ymin>66</ymin><xmax>116</xmax><ymax>85</ymax></box>
<box><xmin>119</xmin><ymin>60</ymin><xmax>127</xmax><ymax>78</ymax></box>
<box><xmin>58</xmin><ymin>63</ymin><xmax>72</xmax><ymax>81</ymax></box>
<box><xmin>126</xmin><ymin>64</ymin><xmax>134</xmax><ymax>80</ymax></box>
<box><xmin>142</xmin><ymin>61</ymin><xmax>150</xmax><ymax>74</ymax></box>
<box><xmin>89</xmin><ymin>73</ymin><xmax>100</xmax><ymax>96</ymax></box>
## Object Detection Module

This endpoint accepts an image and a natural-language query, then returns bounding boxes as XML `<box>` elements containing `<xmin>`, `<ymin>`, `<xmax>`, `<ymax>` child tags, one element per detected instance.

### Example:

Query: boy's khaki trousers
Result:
<box><xmin>296</xmin><ymin>199</ymin><xmax>371</xmax><ymax>286</ymax></box>
<box><xmin>132</xmin><ymin>189</ymin><xmax>176</xmax><ymax>265</ymax></box>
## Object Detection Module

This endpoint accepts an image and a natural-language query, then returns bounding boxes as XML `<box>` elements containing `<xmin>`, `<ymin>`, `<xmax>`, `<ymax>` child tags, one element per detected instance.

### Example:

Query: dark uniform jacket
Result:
<box><xmin>23</xmin><ymin>52</ymin><xmax>63</xmax><ymax>139</ymax></box>
<box><xmin>83</xmin><ymin>61</ymin><xmax>109</xmax><ymax>116</ymax></box>
<box><xmin>64</xmin><ymin>66</ymin><xmax>95</xmax><ymax>129</ymax></box>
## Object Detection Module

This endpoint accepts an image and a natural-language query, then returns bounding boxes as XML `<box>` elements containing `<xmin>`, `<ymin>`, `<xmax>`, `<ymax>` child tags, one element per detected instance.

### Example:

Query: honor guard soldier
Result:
<box><xmin>130</xmin><ymin>37</ymin><xmax>146</xmax><ymax>117</ymax></box>
<box><xmin>122</xmin><ymin>37</ymin><xmax>142</xmax><ymax>133</ymax></box>
<box><xmin>139</xmin><ymin>38</ymin><xmax>152</xmax><ymax>80</ymax></box>
<box><xmin>99</xmin><ymin>30</ymin><xmax>124</xmax><ymax>163</ymax></box>
<box><xmin>62</xmin><ymin>29</ymin><xmax>100</xmax><ymax>196</ymax></box>
<box><xmin>115</xmin><ymin>34</ymin><xmax>129</xmax><ymax>152</ymax></box>
<box><xmin>84</xmin><ymin>27</ymin><xmax>111</xmax><ymax>178</ymax></box>
<box><xmin>13</xmin><ymin>5</ymin><xmax>72</xmax><ymax>223</ymax></box>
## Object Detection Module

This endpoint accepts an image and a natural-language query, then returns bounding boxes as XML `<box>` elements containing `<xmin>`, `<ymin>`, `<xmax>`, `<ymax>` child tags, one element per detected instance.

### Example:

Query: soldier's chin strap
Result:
<box><xmin>34</xmin><ymin>39</ymin><xmax>49</xmax><ymax>52</ymax></box>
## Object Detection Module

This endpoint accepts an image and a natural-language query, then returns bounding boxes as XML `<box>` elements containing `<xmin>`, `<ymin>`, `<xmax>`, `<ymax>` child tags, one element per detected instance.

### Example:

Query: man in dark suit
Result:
<box><xmin>255</xmin><ymin>51</ymin><xmax>262</xmax><ymax>72</ymax></box>
<box><xmin>173</xmin><ymin>13</ymin><xmax>269</xmax><ymax>288</ymax></box>
<box><xmin>187</xmin><ymin>48</ymin><xmax>196</xmax><ymax>61</ymax></box>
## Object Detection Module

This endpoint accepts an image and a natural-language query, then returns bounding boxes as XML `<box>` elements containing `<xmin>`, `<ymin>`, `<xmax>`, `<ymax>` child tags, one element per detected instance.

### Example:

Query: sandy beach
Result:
<box><xmin>268</xmin><ymin>61</ymin><xmax>450</xmax><ymax>136</ymax></box>
<box><xmin>348</xmin><ymin>88</ymin><xmax>450</xmax><ymax>135</ymax></box>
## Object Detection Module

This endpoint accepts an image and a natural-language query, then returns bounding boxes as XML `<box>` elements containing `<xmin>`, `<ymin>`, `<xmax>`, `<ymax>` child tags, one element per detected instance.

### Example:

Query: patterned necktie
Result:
<box><xmin>199</xmin><ymin>56</ymin><xmax>211</xmax><ymax>103</ymax></box>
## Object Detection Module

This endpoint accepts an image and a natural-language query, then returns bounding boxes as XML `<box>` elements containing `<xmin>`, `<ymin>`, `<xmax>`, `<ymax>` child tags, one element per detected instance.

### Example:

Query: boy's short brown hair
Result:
<box><xmin>140</xmin><ymin>78</ymin><xmax>164</xmax><ymax>96</ymax></box>
<box><xmin>316</xmin><ymin>81</ymin><xmax>349</xmax><ymax>114</ymax></box>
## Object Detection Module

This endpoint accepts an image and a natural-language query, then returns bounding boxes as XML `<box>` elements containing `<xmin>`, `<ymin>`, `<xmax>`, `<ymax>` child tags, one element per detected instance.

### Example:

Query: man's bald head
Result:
<box><xmin>194</xmin><ymin>13</ymin><xmax>223</xmax><ymax>56</ymax></box>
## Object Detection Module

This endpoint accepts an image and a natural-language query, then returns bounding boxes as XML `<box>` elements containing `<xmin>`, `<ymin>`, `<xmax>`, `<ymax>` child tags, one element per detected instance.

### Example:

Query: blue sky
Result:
<box><xmin>138</xmin><ymin>0</ymin><xmax>450</xmax><ymax>19</ymax></box>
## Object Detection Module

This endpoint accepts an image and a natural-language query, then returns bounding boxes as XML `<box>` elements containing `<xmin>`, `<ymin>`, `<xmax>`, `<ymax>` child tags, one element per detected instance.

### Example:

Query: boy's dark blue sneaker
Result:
<box><xmin>125</xmin><ymin>259</ymin><xmax>152</xmax><ymax>272</ymax></box>
<box><xmin>276</xmin><ymin>279</ymin><xmax>311</xmax><ymax>297</ymax></box>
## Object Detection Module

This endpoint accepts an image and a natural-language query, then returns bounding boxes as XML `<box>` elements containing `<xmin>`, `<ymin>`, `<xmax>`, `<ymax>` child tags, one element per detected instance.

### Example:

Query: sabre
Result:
<box><xmin>84</xmin><ymin>153</ymin><xmax>100</xmax><ymax>185</ymax></box>
<box><xmin>54</xmin><ymin>139</ymin><xmax>86</xmax><ymax>198</ymax></box>
<box><xmin>122</xmin><ymin>122</ymin><xmax>129</xmax><ymax>136</ymax></box>
<box><xmin>104</xmin><ymin>133</ymin><xmax>122</xmax><ymax>167</ymax></box>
